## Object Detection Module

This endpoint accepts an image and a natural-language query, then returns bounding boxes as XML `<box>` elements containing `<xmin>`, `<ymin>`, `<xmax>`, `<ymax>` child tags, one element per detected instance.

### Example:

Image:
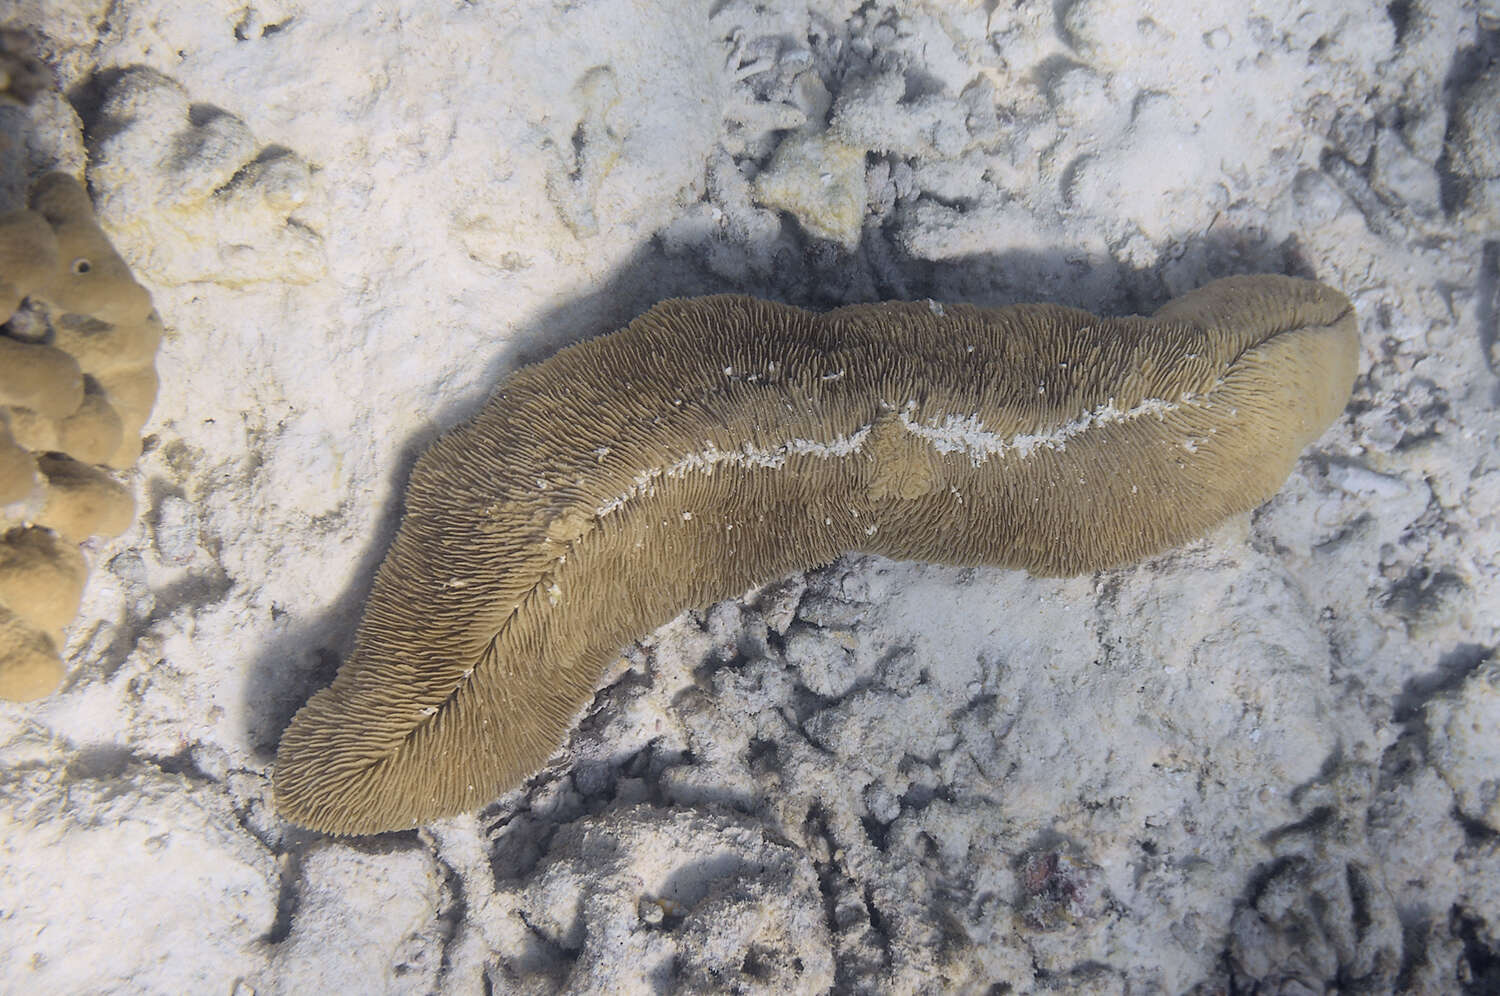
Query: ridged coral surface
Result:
<box><xmin>274</xmin><ymin>274</ymin><xmax>1357</xmax><ymax>835</ymax></box>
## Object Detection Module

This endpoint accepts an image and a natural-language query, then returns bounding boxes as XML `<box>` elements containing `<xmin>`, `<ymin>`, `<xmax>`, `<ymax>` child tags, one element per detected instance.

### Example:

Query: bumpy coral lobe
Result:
<box><xmin>0</xmin><ymin>172</ymin><xmax>161</xmax><ymax>700</ymax></box>
<box><xmin>274</xmin><ymin>274</ymin><xmax>1358</xmax><ymax>835</ymax></box>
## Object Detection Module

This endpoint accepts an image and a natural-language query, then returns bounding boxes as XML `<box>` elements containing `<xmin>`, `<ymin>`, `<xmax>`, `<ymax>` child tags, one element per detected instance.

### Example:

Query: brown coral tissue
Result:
<box><xmin>274</xmin><ymin>274</ymin><xmax>1359</xmax><ymax>835</ymax></box>
<box><xmin>0</xmin><ymin>172</ymin><xmax>160</xmax><ymax>701</ymax></box>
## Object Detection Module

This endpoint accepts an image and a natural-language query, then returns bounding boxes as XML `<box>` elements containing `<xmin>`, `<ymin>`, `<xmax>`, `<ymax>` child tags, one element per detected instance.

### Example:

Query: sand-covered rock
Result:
<box><xmin>752</xmin><ymin>129</ymin><xmax>867</xmax><ymax>249</ymax></box>
<box><xmin>87</xmin><ymin>67</ymin><xmax>326</xmax><ymax>287</ymax></box>
<box><xmin>269</xmin><ymin>845</ymin><xmax>445</xmax><ymax>994</ymax></box>
<box><xmin>1425</xmin><ymin>658</ymin><xmax>1500</xmax><ymax>832</ymax></box>
<box><xmin>0</xmin><ymin>759</ymin><xmax>277</xmax><ymax>991</ymax></box>
<box><xmin>493</xmin><ymin>805</ymin><xmax>834</xmax><ymax>992</ymax></box>
<box><xmin>1447</xmin><ymin>62</ymin><xmax>1500</xmax><ymax>229</ymax></box>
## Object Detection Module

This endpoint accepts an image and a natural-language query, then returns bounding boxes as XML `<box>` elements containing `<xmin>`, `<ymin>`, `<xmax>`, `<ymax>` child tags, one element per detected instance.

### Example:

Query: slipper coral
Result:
<box><xmin>274</xmin><ymin>273</ymin><xmax>1359</xmax><ymax>835</ymax></box>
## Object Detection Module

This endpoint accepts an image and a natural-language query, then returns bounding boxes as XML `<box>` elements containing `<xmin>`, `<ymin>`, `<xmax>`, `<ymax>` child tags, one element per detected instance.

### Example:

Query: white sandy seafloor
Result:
<box><xmin>1</xmin><ymin>0</ymin><xmax>1498</xmax><ymax>992</ymax></box>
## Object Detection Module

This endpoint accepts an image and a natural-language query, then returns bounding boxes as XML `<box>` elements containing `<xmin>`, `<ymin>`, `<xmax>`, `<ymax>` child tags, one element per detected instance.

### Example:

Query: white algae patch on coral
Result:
<box><xmin>1</xmin><ymin>0</ymin><xmax>1499</xmax><ymax>993</ymax></box>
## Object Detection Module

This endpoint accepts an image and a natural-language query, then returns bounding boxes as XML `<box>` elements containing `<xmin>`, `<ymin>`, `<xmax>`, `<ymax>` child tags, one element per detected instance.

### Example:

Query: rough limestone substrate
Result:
<box><xmin>0</xmin><ymin>0</ymin><xmax>1495</xmax><ymax>993</ymax></box>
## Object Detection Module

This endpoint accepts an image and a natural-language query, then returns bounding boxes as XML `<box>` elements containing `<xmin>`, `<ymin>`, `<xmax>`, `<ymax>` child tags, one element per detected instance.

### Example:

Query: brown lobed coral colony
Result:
<box><xmin>274</xmin><ymin>274</ymin><xmax>1359</xmax><ymax>836</ymax></box>
<box><xmin>0</xmin><ymin>171</ymin><xmax>160</xmax><ymax>700</ymax></box>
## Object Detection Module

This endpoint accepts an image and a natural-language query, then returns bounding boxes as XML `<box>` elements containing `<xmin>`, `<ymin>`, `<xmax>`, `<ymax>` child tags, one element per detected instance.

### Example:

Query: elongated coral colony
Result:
<box><xmin>275</xmin><ymin>274</ymin><xmax>1358</xmax><ymax>835</ymax></box>
<box><xmin>0</xmin><ymin>171</ymin><xmax>159</xmax><ymax>700</ymax></box>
